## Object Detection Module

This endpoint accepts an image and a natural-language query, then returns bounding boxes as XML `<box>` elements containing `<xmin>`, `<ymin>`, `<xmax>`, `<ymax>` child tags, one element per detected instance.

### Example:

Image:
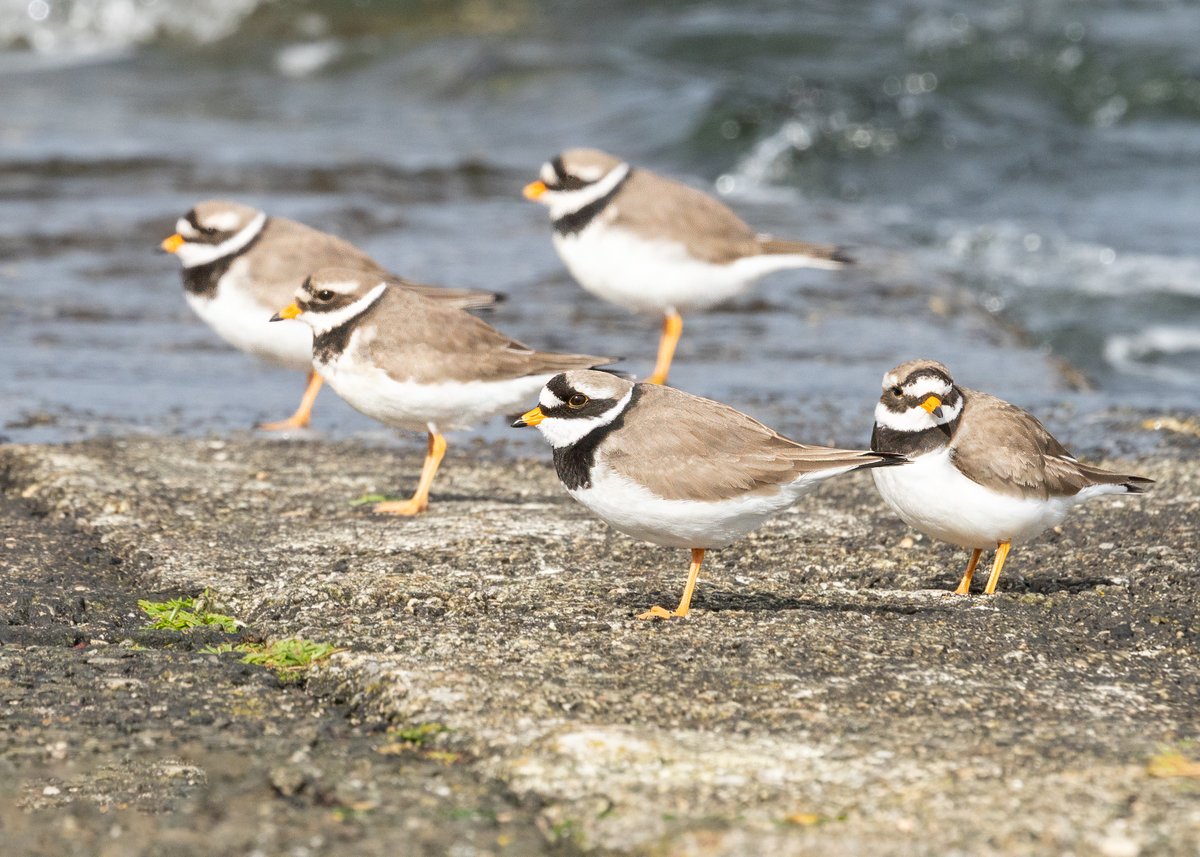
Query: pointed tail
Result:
<box><xmin>789</xmin><ymin>446</ymin><xmax>908</xmax><ymax>477</ymax></box>
<box><xmin>848</xmin><ymin>449</ymin><xmax>908</xmax><ymax>471</ymax></box>
<box><xmin>1077</xmin><ymin>464</ymin><xmax>1154</xmax><ymax>494</ymax></box>
<box><xmin>755</xmin><ymin>236</ymin><xmax>854</xmax><ymax>270</ymax></box>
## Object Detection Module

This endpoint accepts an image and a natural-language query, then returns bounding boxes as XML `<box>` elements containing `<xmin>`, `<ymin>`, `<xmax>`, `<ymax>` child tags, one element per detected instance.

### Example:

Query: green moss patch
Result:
<box><xmin>201</xmin><ymin>638</ymin><xmax>343</xmax><ymax>683</ymax></box>
<box><xmin>138</xmin><ymin>594</ymin><xmax>239</xmax><ymax>633</ymax></box>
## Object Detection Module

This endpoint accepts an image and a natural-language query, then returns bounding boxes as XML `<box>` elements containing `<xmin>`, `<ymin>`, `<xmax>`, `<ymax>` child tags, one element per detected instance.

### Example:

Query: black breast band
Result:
<box><xmin>552</xmin><ymin>169</ymin><xmax>632</xmax><ymax>236</ymax></box>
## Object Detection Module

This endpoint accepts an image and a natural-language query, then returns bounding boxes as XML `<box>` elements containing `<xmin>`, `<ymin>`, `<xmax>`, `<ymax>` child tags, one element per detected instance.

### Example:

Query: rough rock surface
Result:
<box><xmin>2</xmin><ymin>436</ymin><xmax>1198</xmax><ymax>855</ymax></box>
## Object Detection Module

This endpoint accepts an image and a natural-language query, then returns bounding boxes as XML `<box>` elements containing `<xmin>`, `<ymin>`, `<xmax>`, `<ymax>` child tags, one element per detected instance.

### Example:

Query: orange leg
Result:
<box><xmin>374</xmin><ymin>429</ymin><xmax>447</xmax><ymax>516</ymax></box>
<box><xmin>983</xmin><ymin>541</ymin><xmax>1012</xmax><ymax>595</ymax></box>
<box><xmin>639</xmin><ymin>548</ymin><xmax>705</xmax><ymax>620</ymax></box>
<box><xmin>259</xmin><ymin>371</ymin><xmax>323</xmax><ymax>431</ymax></box>
<box><xmin>646</xmin><ymin>309</ymin><xmax>684</xmax><ymax>385</ymax></box>
<box><xmin>953</xmin><ymin>548</ymin><xmax>983</xmax><ymax>595</ymax></box>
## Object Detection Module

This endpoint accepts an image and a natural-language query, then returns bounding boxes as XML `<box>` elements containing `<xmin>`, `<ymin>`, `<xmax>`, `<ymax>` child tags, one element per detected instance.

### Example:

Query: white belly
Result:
<box><xmin>569</xmin><ymin>461</ymin><xmax>837</xmax><ymax>549</ymax></box>
<box><xmin>871</xmin><ymin>449</ymin><xmax>1073</xmax><ymax>549</ymax></box>
<box><xmin>553</xmin><ymin>225</ymin><xmax>791</xmax><ymax>314</ymax></box>
<box><xmin>316</xmin><ymin>339</ymin><xmax>550</xmax><ymax>433</ymax></box>
<box><xmin>184</xmin><ymin>263</ymin><xmax>313</xmax><ymax>371</ymax></box>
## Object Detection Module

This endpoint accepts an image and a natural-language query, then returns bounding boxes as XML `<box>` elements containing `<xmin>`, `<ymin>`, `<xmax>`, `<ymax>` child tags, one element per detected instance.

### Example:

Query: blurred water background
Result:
<box><xmin>2</xmin><ymin>0</ymin><xmax>1198</xmax><ymax>453</ymax></box>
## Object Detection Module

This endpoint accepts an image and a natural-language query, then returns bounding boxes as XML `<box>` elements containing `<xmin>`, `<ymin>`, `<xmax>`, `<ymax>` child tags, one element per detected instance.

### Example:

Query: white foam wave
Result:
<box><xmin>1105</xmin><ymin>326</ymin><xmax>1200</xmax><ymax>386</ymax></box>
<box><xmin>275</xmin><ymin>39</ymin><xmax>342</xmax><ymax>78</ymax></box>
<box><xmin>943</xmin><ymin>222</ymin><xmax>1200</xmax><ymax>299</ymax></box>
<box><xmin>729</xmin><ymin>120</ymin><xmax>816</xmax><ymax>186</ymax></box>
<box><xmin>0</xmin><ymin>0</ymin><xmax>262</xmax><ymax>62</ymax></box>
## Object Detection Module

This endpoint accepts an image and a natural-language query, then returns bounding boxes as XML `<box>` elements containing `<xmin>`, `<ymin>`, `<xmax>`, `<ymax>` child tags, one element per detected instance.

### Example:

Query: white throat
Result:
<box><xmin>536</xmin><ymin>387</ymin><xmax>633</xmax><ymax>448</ymax></box>
<box><xmin>548</xmin><ymin>163</ymin><xmax>631</xmax><ymax>220</ymax></box>
<box><xmin>301</xmin><ymin>282</ymin><xmax>388</xmax><ymax>336</ymax></box>
<box><xmin>176</xmin><ymin>212</ymin><xmax>267</xmax><ymax>269</ymax></box>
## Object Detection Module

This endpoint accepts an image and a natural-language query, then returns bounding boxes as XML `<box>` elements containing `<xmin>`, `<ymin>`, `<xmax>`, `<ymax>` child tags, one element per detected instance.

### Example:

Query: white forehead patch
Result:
<box><xmin>903</xmin><ymin>376</ymin><xmax>953</xmax><ymax>399</ymax></box>
<box><xmin>540</xmin><ymin>162</ymin><xmax>557</xmax><ymax>183</ymax></box>
<box><xmin>539</xmin><ymin>389</ymin><xmax>564</xmax><ymax>409</ymax></box>
<box><xmin>201</xmin><ymin>209</ymin><xmax>246</xmax><ymax>232</ymax></box>
<box><xmin>176</xmin><ymin>218</ymin><xmax>200</xmax><ymax>239</ymax></box>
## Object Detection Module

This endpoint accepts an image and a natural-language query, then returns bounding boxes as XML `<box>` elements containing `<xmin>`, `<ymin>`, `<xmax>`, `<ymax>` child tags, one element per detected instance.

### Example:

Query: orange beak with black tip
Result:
<box><xmin>270</xmin><ymin>303</ymin><xmax>302</xmax><ymax>322</ymax></box>
<box><xmin>160</xmin><ymin>233</ymin><xmax>185</xmax><ymax>253</ymax></box>
<box><xmin>512</xmin><ymin>406</ymin><xmax>544</xmax><ymax>427</ymax></box>
<box><xmin>921</xmin><ymin>395</ymin><xmax>944</xmax><ymax>419</ymax></box>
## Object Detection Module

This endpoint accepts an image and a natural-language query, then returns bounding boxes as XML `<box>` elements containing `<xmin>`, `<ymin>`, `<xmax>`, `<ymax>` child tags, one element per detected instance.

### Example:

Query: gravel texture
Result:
<box><xmin>1</xmin><ymin>435</ymin><xmax>1198</xmax><ymax>855</ymax></box>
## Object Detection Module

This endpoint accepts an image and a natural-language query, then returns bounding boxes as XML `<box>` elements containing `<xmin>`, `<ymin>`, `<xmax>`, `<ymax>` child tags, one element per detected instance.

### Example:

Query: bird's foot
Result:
<box><xmin>637</xmin><ymin>604</ymin><xmax>687</xmax><ymax>620</ymax></box>
<box><xmin>257</xmin><ymin>414</ymin><xmax>311</xmax><ymax>432</ymax></box>
<box><xmin>373</xmin><ymin>498</ymin><xmax>428</xmax><ymax>516</ymax></box>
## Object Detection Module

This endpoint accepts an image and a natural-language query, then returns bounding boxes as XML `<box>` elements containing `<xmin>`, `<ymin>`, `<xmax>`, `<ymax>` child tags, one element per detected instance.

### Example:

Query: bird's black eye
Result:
<box><xmin>568</xmin><ymin>393</ymin><xmax>589</xmax><ymax>409</ymax></box>
<box><xmin>890</xmin><ymin>386</ymin><xmax>903</xmax><ymax>397</ymax></box>
<box><xmin>316</xmin><ymin>290</ymin><xmax>334</xmax><ymax>302</ymax></box>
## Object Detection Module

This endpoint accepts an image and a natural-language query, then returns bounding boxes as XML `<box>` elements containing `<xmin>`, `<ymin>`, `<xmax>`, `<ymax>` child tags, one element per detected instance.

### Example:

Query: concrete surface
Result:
<box><xmin>1</xmin><ymin>435</ymin><xmax>1198</xmax><ymax>856</ymax></box>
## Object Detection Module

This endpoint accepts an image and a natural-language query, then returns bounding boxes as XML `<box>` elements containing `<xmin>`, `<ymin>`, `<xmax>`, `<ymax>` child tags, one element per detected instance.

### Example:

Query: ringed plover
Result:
<box><xmin>515</xmin><ymin>370</ymin><xmax>904</xmax><ymax>618</ymax></box>
<box><xmin>272</xmin><ymin>268</ymin><xmax>614</xmax><ymax>516</ymax></box>
<box><xmin>161</xmin><ymin>200</ymin><xmax>497</xmax><ymax>430</ymax></box>
<box><xmin>870</xmin><ymin>359</ymin><xmax>1153</xmax><ymax>594</ymax></box>
<box><xmin>524</xmin><ymin>149</ymin><xmax>850</xmax><ymax>384</ymax></box>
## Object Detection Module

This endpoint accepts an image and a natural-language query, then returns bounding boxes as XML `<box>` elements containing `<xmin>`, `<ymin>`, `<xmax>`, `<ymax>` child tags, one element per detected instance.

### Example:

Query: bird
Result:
<box><xmin>514</xmin><ymin>370</ymin><xmax>905</xmax><ymax>618</ymax></box>
<box><xmin>523</xmin><ymin>148</ymin><xmax>850</xmax><ymax>385</ymax></box>
<box><xmin>870</xmin><ymin>359</ymin><xmax>1153</xmax><ymax>595</ymax></box>
<box><xmin>160</xmin><ymin>199</ymin><xmax>498</xmax><ymax>431</ymax></box>
<box><xmin>271</xmin><ymin>267</ymin><xmax>614</xmax><ymax>516</ymax></box>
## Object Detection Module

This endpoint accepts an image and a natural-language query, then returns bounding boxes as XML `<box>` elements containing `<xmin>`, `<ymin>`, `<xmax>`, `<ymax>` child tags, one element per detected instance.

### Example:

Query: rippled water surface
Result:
<box><xmin>3</xmin><ymin>0</ymin><xmax>1198</xmax><ymax>452</ymax></box>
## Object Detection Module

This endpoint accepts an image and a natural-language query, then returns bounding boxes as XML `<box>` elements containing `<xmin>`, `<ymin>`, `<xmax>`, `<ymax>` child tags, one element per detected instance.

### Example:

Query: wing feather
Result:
<box><xmin>601</xmin><ymin>385</ymin><xmax>893</xmax><ymax>501</ymax></box>
<box><xmin>363</xmin><ymin>286</ymin><xmax>610</xmax><ymax>384</ymax></box>
<box><xmin>248</xmin><ymin>218</ymin><xmax>496</xmax><ymax>309</ymax></box>
<box><xmin>950</xmin><ymin>391</ymin><xmax>1148</xmax><ymax>498</ymax></box>
<box><xmin>610</xmin><ymin>171</ymin><xmax>758</xmax><ymax>264</ymax></box>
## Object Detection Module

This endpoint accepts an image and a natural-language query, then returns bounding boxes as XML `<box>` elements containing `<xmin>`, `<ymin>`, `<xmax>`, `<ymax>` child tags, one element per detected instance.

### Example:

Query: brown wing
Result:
<box><xmin>246</xmin><ymin>218</ymin><xmax>496</xmax><ymax>309</ymax></box>
<box><xmin>950</xmin><ymin>390</ymin><xmax>1149</xmax><ymax>499</ymax></box>
<box><xmin>243</xmin><ymin>218</ymin><xmax>385</xmax><ymax>306</ymax></box>
<box><xmin>600</xmin><ymin>384</ymin><xmax>895</xmax><ymax>502</ymax></box>
<box><xmin>363</xmin><ymin>287</ymin><xmax>612</xmax><ymax>384</ymax></box>
<box><xmin>610</xmin><ymin>170</ymin><xmax>760</xmax><ymax>264</ymax></box>
<box><xmin>393</xmin><ymin>279</ymin><xmax>499</xmax><ymax>310</ymax></box>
